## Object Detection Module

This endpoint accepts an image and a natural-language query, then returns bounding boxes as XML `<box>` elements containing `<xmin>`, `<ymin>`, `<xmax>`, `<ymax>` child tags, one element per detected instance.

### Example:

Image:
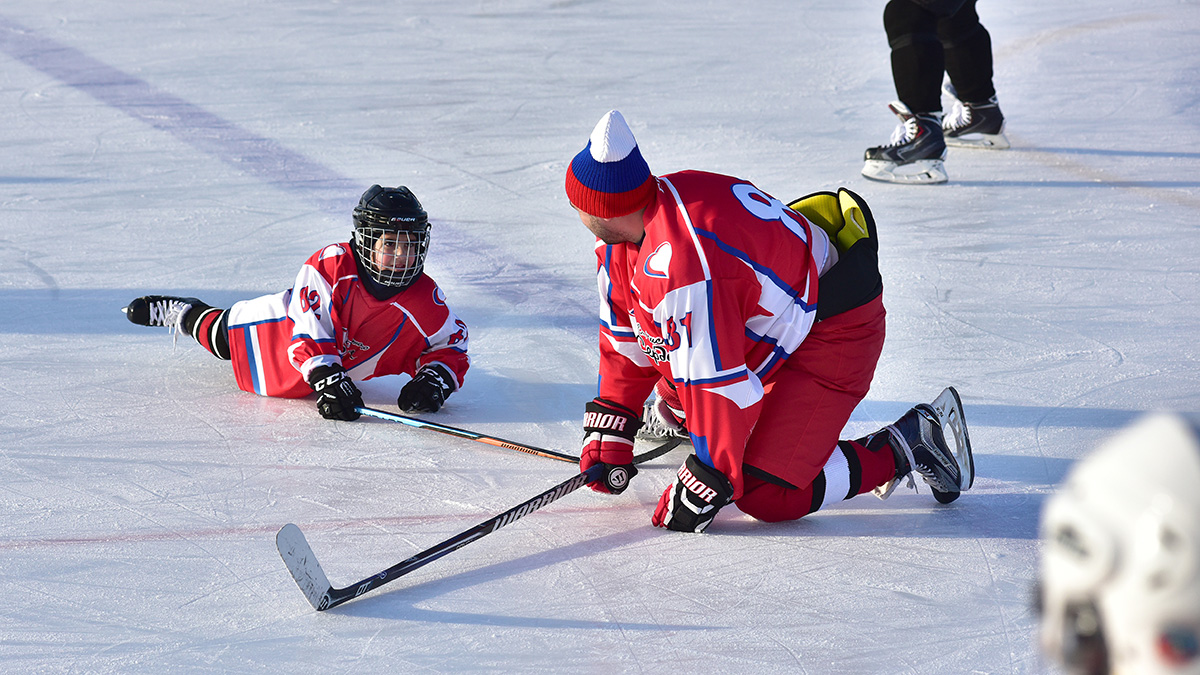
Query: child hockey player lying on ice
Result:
<box><xmin>124</xmin><ymin>185</ymin><xmax>469</xmax><ymax>421</ymax></box>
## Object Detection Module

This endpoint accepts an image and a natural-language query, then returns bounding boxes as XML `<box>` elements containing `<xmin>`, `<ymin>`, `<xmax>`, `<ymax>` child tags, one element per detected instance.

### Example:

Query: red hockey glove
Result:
<box><xmin>308</xmin><ymin>364</ymin><xmax>363</xmax><ymax>421</ymax></box>
<box><xmin>397</xmin><ymin>364</ymin><xmax>455</xmax><ymax>413</ymax></box>
<box><xmin>652</xmin><ymin>454</ymin><xmax>734</xmax><ymax>532</ymax></box>
<box><xmin>580</xmin><ymin>398</ymin><xmax>642</xmax><ymax>494</ymax></box>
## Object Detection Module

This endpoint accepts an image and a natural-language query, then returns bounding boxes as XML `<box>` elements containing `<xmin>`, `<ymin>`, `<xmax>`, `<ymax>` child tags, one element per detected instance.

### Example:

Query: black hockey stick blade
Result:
<box><xmin>278</xmin><ymin>462</ymin><xmax>623</xmax><ymax>611</ymax></box>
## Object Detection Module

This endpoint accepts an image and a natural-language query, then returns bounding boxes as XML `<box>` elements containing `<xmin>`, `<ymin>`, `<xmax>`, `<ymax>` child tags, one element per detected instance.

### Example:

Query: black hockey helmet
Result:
<box><xmin>352</xmin><ymin>185</ymin><xmax>430</xmax><ymax>289</ymax></box>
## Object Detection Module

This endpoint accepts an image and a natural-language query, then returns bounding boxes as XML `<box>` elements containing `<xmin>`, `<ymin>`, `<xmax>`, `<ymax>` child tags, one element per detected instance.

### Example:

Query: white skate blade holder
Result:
<box><xmin>861</xmin><ymin>158</ymin><xmax>948</xmax><ymax>185</ymax></box>
<box><xmin>930</xmin><ymin>387</ymin><xmax>975</xmax><ymax>491</ymax></box>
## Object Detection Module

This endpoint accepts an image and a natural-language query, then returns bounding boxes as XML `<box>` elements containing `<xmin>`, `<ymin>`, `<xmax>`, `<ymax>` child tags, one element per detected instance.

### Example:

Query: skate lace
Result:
<box><xmin>150</xmin><ymin>299</ymin><xmax>192</xmax><ymax>346</ymax></box>
<box><xmin>943</xmin><ymin>100</ymin><xmax>972</xmax><ymax>132</ymax></box>
<box><xmin>872</xmin><ymin>424</ymin><xmax>918</xmax><ymax>500</ymax></box>
<box><xmin>641</xmin><ymin>411</ymin><xmax>680</xmax><ymax>439</ymax></box>
<box><xmin>884</xmin><ymin>114</ymin><xmax>921</xmax><ymax>148</ymax></box>
<box><xmin>637</xmin><ymin>400</ymin><xmax>688</xmax><ymax>440</ymax></box>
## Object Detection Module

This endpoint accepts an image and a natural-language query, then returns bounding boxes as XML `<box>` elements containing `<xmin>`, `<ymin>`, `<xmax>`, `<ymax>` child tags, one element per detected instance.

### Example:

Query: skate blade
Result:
<box><xmin>930</xmin><ymin>387</ymin><xmax>975</xmax><ymax>491</ymax></box>
<box><xmin>861</xmin><ymin>158</ymin><xmax>948</xmax><ymax>185</ymax></box>
<box><xmin>946</xmin><ymin>132</ymin><xmax>1009</xmax><ymax>150</ymax></box>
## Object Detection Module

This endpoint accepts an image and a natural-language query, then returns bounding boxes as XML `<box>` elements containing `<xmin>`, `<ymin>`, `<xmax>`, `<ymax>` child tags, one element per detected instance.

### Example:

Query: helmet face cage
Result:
<box><xmin>353</xmin><ymin>221</ymin><xmax>430</xmax><ymax>289</ymax></box>
<box><xmin>352</xmin><ymin>186</ymin><xmax>430</xmax><ymax>289</ymax></box>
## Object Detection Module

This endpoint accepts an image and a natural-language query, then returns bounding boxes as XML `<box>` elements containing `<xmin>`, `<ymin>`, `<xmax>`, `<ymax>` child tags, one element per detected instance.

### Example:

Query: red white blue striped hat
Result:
<box><xmin>565</xmin><ymin>110</ymin><xmax>655</xmax><ymax>218</ymax></box>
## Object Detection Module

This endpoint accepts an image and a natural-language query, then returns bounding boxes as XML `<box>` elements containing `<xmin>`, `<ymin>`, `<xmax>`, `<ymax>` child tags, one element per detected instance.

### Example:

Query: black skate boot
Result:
<box><xmin>862</xmin><ymin>102</ymin><xmax>948</xmax><ymax>185</ymax></box>
<box><xmin>870</xmin><ymin>399</ymin><xmax>970</xmax><ymax>504</ymax></box>
<box><xmin>943</xmin><ymin>90</ymin><xmax>1009</xmax><ymax>149</ymax></box>
<box><xmin>123</xmin><ymin>295</ymin><xmax>203</xmax><ymax>329</ymax></box>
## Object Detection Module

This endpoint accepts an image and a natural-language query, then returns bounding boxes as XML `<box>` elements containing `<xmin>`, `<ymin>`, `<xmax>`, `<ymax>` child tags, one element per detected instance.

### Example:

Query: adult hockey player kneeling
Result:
<box><xmin>565</xmin><ymin>110</ymin><xmax>974</xmax><ymax>532</ymax></box>
<box><xmin>124</xmin><ymin>185</ymin><xmax>470</xmax><ymax>421</ymax></box>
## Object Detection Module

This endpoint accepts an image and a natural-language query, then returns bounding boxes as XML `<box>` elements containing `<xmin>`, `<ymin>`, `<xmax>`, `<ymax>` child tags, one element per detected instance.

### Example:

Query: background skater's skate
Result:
<box><xmin>861</xmin><ymin>101</ymin><xmax>948</xmax><ymax>185</ymax></box>
<box><xmin>943</xmin><ymin>83</ymin><xmax>1009</xmax><ymax>149</ymax></box>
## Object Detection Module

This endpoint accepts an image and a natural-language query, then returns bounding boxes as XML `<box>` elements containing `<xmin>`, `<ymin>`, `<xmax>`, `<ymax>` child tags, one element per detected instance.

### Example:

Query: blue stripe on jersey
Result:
<box><xmin>705</xmin><ymin>278</ymin><xmax>722</xmax><ymax>372</ymax></box>
<box><xmin>754</xmin><ymin>348</ymin><xmax>790</xmax><ymax>380</ymax></box>
<box><xmin>291</xmin><ymin>334</ymin><xmax>336</xmax><ymax>345</ymax></box>
<box><xmin>692</xmin><ymin>228</ymin><xmax>816</xmax><ymax>312</ymax></box>
<box><xmin>687</xmin><ymin>368</ymin><xmax>750</xmax><ymax>387</ymax></box>
<box><xmin>600</xmin><ymin>319</ymin><xmax>636</xmax><ymax>339</ymax></box>
<box><xmin>743</xmin><ymin>327</ymin><xmax>792</xmax><ymax>377</ymax></box>
<box><xmin>354</xmin><ymin>314</ymin><xmax>409</xmax><ymax>365</ymax></box>
<box><xmin>600</xmin><ymin>246</ymin><xmax>636</xmax><ymax>338</ymax></box>
<box><xmin>692</xmin><ymin>434</ymin><xmax>714</xmax><ymax>468</ymax></box>
<box><xmin>239</xmin><ymin>325</ymin><xmax>262</xmax><ymax>396</ymax></box>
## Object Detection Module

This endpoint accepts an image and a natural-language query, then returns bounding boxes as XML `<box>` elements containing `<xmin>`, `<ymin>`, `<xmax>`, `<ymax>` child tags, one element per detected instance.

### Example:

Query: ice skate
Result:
<box><xmin>942</xmin><ymin>84</ymin><xmax>1009</xmax><ymax>149</ymax></box>
<box><xmin>636</xmin><ymin>396</ymin><xmax>690</xmax><ymax>442</ymax></box>
<box><xmin>873</xmin><ymin>398</ymin><xmax>971</xmax><ymax>504</ymax></box>
<box><xmin>861</xmin><ymin>101</ymin><xmax>948</xmax><ymax>185</ymax></box>
<box><xmin>929</xmin><ymin>386</ymin><xmax>975</xmax><ymax>491</ymax></box>
<box><xmin>123</xmin><ymin>295</ymin><xmax>200</xmax><ymax>330</ymax></box>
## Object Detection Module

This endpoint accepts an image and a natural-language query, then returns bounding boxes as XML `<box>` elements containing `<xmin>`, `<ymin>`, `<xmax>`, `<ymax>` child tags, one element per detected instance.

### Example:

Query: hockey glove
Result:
<box><xmin>308</xmin><ymin>364</ymin><xmax>363</xmax><ymax>421</ymax></box>
<box><xmin>580</xmin><ymin>398</ymin><xmax>642</xmax><ymax>494</ymax></box>
<box><xmin>397</xmin><ymin>364</ymin><xmax>455</xmax><ymax>413</ymax></box>
<box><xmin>652</xmin><ymin>454</ymin><xmax>734</xmax><ymax>533</ymax></box>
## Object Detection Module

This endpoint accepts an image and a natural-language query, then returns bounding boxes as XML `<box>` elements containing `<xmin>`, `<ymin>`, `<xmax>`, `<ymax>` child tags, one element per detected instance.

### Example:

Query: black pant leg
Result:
<box><xmin>885</xmin><ymin>0</ymin><xmax>945</xmax><ymax>113</ymax></box>
<box><xmin>938</xmin><ymin>0</ymin><xmax>997</xmax><ymax>103</ymax></box>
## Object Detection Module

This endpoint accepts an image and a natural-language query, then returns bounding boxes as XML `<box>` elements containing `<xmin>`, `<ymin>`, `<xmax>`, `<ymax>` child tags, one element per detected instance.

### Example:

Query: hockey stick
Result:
<box><xmin>277</xmin><ymin>460</ymin><xmax>658</xmax><ymax>611</ymax></box>
<box><xmin>355</xmin><ymin>406</ymin><xmax>680</xmax><ymax>465</ymax></box>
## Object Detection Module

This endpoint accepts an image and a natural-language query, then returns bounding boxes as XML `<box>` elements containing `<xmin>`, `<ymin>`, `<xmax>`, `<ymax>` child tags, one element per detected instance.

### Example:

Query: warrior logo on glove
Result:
<box><xmin>579</xmin><ymin>398</ymin><xmax>643</xmax><ymax>495</ymax></box>
<box><xmin>653</xmin><ymin>454</ymin><xmax>734</xmax><ymax>533</ymax></box>
<box><xmin>603</xmin><ymin>465</ymin><xmax>634</xmax><ymax>493</ymax></box>
<box><xmin>583</xmin><ymin>409</ymin><xmax>636</xmax><ymax>433</ymax></box>
<box><xmin>677</xmin><ymin>464</ymin><xmax>720</xmax><ymax>503</ymax></box>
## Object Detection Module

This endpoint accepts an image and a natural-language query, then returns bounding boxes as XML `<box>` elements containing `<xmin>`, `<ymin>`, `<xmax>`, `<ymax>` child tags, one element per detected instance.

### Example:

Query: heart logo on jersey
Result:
<box><xmin>643</xmin><ymin>242</ymin><xmax>671</xmax><ymax>279</ymax></box>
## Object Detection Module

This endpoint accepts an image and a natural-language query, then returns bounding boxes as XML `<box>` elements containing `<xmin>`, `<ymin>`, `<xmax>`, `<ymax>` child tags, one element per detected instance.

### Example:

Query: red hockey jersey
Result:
<box><xmin>226</xmin><ymin>242</ymin><xmax>469</xmax><ymax>398</ymax></box>
<box><xmin>595</xmin><ymin>171</ymin><xmax>834</xmax><ymax>497</ymax></box>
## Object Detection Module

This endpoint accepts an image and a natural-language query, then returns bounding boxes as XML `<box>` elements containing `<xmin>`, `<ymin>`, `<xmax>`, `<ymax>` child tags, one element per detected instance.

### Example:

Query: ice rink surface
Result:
<box><xmin>2</xmin><ymin>1</ymin><xmax>1198</xmax><ymax>672</ymax></box>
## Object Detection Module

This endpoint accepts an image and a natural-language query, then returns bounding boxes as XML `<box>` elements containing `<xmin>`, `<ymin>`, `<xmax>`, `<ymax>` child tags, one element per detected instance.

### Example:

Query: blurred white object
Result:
<box><xmin>1039</xmin><ymin>413</ymin><xmax>1200</xmax><ymax>674</ymax></box>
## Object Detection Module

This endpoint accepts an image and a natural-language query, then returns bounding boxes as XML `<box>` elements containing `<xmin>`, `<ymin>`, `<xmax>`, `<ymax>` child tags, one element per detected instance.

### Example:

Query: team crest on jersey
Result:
<box><xmin>433</xmin><ymin>286</ymin><xmax>446</xmax><ymax>306</ymax></box>
<box><xmin>643</xmin><ymin>242</ymin><xmax>672</xmax><ymax>279</ymax></box>
<box><xmin>341</xmin><ymin>336</ymin><xmax>369</xmax><ymax>361</ymax></box>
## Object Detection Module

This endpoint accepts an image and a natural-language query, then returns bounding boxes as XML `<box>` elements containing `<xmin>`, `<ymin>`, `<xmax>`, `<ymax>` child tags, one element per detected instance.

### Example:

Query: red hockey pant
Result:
<box><xmin>734</xmin><ymin>294</ymin><xmax>893</xmax><ymax>522</ymax></box>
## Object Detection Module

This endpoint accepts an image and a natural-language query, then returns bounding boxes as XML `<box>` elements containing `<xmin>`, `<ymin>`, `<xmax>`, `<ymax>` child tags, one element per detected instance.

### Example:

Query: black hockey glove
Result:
<box><xmin>580</xmin><ymin>398</ymin><xmax>642</xmax><ymax>494</ymax></box>
<box><xmin>652</xmin><ymin>454</ymin><xmax>734</xmax><ymax>533</ymax></box>
<box><xmin>308</xmin><ymin>364</ymin><xmax>363</xmax><ymax>421</ymax></box>
<box><xmin>397</xmin><ymin>364</ymin><xmax>455</xmax><ymax>413</ymax></box>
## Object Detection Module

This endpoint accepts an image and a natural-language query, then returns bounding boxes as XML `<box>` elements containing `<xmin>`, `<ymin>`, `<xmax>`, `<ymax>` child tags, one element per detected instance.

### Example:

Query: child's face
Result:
<box><xmin>372</xmin><ymin>232</ymin><xmax>419</xmax><ymax>273</ymax></box>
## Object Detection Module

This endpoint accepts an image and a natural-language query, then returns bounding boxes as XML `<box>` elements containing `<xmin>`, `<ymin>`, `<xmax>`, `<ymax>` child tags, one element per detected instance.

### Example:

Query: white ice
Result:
<box><xmin>2</xmin><ymin>1</ymin><xmax>1198</xmax><ymax>672</ymax></box>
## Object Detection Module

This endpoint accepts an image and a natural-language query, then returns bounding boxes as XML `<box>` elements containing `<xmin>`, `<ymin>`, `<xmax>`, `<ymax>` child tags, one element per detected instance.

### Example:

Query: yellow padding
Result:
<box><xmin>787</xmin><ymin>189</ymin><xmax>871</xmax><ymax>252</ymax></box>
